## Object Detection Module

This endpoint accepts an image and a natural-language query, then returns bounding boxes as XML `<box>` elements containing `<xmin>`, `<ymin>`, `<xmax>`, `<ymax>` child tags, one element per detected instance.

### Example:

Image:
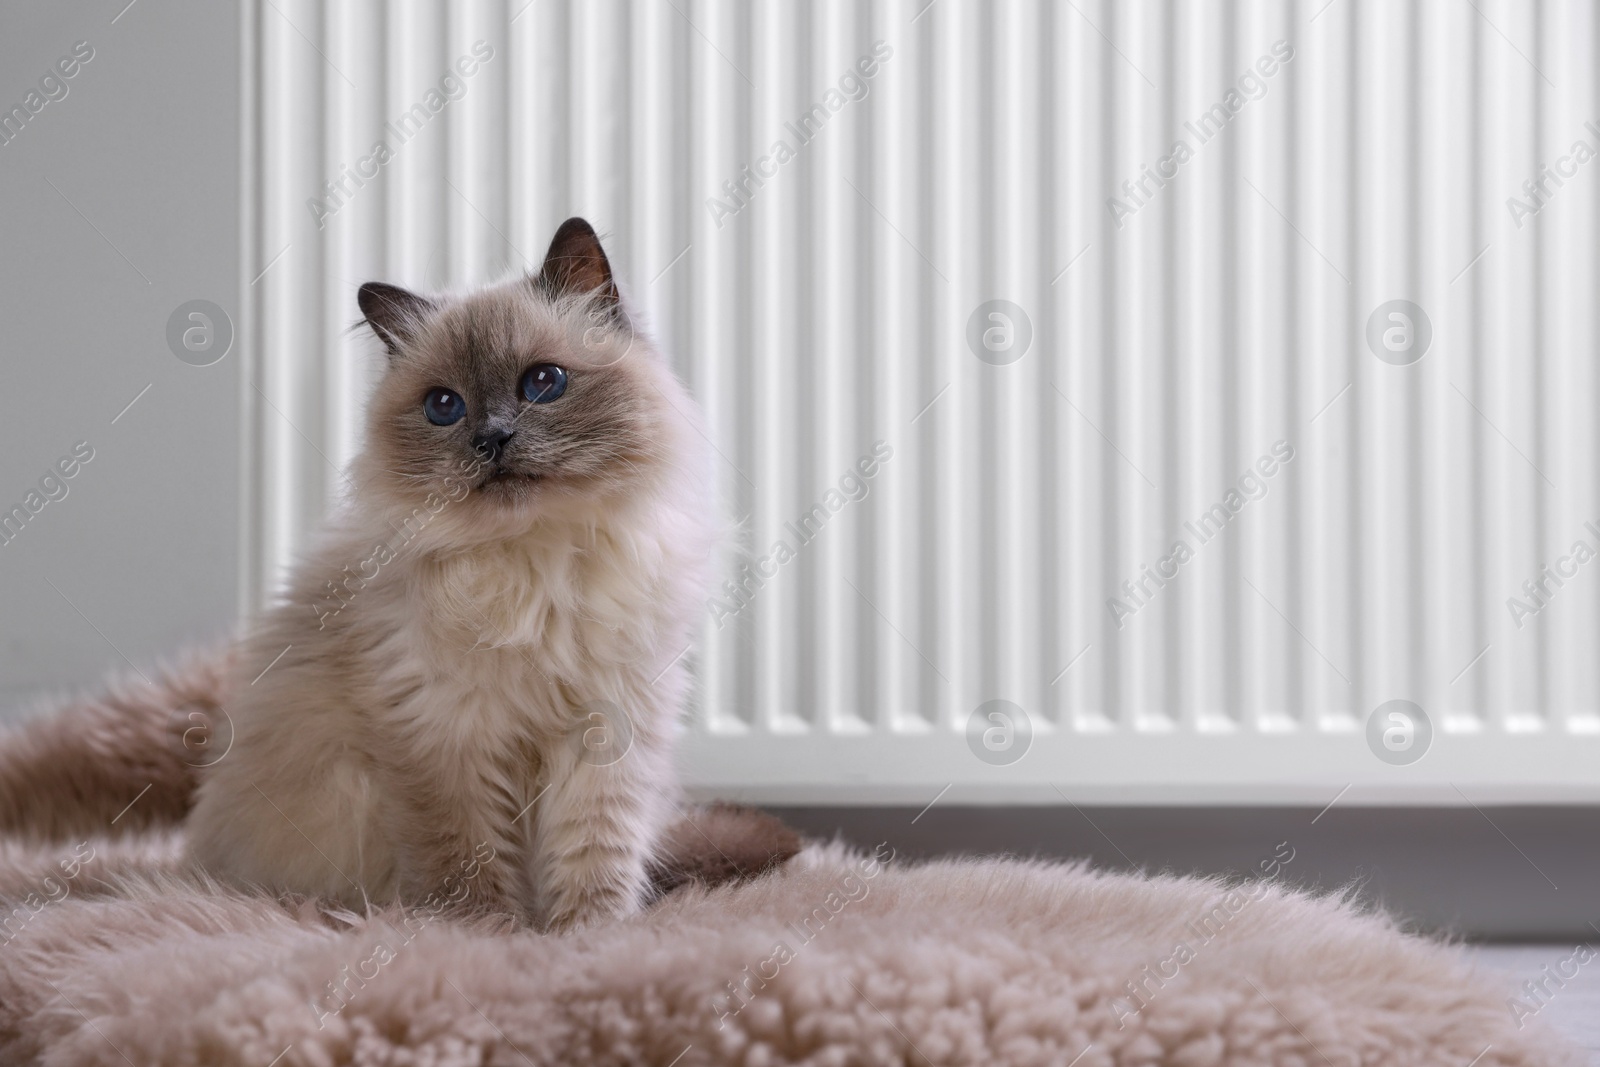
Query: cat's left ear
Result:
<box><xmin>533</xmin><ymin>217</ymin><xmax>623</xmax><ymax>319</ymax></box>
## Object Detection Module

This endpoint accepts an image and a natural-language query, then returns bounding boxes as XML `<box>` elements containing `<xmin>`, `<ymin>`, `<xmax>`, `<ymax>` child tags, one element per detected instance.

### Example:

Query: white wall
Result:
<box><xmin>0</xmin><ymin>2</ymin><xmax>240</xmax><ymax>711</ymax></box>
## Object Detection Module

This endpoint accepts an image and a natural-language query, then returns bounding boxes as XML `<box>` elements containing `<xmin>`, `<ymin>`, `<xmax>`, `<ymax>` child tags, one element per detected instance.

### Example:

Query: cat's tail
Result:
<box><xmin>0</xmin><ymin>644</ymin><xmax>236</xmax><ymax>841</ymax></box>
<box><xmin>648</xmin><ymin>802</ymin><xmax>803</xmax><ymax>896</ymax></box>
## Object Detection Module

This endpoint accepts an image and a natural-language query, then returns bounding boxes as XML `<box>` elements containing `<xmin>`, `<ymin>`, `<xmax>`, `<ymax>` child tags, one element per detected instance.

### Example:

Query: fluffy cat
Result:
<box><xmin>185</xmin><ymin>218</ymin><xmax>716</xmax><ymax>930</ymax></box>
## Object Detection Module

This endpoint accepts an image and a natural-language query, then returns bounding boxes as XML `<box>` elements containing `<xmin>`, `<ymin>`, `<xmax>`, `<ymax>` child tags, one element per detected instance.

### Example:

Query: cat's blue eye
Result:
<box><xmin>520</xmin><ymin>364</ymin><xmax>568</xmax><ymax>404</ymax></box>
<box><xmin>423</xmin><ymin>387</ymin><xmax>466</xmax><ymax>426</ymax></box>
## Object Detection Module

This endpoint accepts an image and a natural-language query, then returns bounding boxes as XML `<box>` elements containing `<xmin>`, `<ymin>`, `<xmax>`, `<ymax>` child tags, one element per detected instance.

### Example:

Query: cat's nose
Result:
<box><xmin>471</xmin><ymin>428</ymin><xmax>514</xmax><ymax>464</ymax></box>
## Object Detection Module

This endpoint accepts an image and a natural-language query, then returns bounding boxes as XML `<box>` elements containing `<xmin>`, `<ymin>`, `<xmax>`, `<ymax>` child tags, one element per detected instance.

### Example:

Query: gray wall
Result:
<box><xmin>0</xmin><ymin>1</ymin><xmax>240</xmax><ymax>712</ymax></box>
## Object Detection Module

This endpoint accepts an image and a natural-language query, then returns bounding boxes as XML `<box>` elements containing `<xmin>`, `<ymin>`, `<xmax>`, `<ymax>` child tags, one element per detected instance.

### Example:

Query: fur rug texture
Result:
<box><xmin>0</xmin><ymin>663</ymin><xmax>1580</xmax><ymax>1066</ymax></box>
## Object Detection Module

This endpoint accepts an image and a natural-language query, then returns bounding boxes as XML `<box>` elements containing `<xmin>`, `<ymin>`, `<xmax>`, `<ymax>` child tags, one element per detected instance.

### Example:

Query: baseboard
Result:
<box><xmin>761</xmin><ymin>804</ymin><xmax>1592</xmax><ymax>942</ymax></box>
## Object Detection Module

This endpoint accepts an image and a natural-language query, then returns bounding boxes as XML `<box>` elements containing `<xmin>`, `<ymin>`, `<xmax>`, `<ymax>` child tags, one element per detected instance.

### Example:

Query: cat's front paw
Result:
<box><xmin>543</xmin><ymin>885</ymin><xmax>641</xmax><ymax>933</ymax></box>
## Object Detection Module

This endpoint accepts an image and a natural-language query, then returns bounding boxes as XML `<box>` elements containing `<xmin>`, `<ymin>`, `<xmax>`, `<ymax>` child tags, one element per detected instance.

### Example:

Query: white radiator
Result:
<box><xmin>243</xmin><ymin>0</ymin><xmax>1600</xmax><ymax>804</ymax></box>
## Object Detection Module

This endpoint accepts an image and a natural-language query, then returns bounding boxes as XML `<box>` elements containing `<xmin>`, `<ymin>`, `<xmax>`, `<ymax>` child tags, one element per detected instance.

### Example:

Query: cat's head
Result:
<box><xmin>352</xmin><ymin>218</ymin><xmax>699</xmax><ymax>539</ymax></box>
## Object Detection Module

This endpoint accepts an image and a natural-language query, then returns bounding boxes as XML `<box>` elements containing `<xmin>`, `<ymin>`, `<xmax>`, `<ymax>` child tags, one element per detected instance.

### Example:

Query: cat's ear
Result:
<box><xmin>358</xmin><ymin>282</ymin><xmax>435</xmax><ymax>359</ymax></box>
<box><xmin>533</xmin><ymin>217</ymin><xmax>622</xmax><ymax>317</ymax></box>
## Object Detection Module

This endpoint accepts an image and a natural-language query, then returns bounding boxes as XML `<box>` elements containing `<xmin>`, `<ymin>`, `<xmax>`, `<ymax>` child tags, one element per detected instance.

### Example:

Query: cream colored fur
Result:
<box><xmin>186</xmin><ymin>221</ymin><xmax>716</xmax><ymax>930</ymax></box>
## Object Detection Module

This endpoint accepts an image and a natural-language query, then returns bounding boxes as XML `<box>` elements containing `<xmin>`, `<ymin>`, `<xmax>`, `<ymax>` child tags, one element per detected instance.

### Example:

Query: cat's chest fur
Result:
<box><xmin>371</xmin><ymin>521</ymin><xmax>672</xmax><ymax>744</ymax></box>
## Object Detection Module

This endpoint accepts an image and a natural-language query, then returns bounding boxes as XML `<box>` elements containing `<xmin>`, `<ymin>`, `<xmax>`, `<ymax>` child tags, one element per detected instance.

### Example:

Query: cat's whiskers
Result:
<box><xmin>377</xmin><ymin>467</ymin><xmax>444</xmax><ymax>485</ymax></box>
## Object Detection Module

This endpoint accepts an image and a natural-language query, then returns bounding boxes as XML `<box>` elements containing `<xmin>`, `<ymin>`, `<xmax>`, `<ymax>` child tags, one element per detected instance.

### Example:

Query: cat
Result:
<box><xmin>184</xmin><ymin>218</ymin><xmax>718</xmax><ymax>930</ymax></box>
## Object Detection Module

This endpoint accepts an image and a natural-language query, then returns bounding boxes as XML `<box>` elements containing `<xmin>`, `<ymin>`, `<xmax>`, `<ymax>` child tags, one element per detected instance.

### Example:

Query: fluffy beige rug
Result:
<box><xmin>0</xmin><ymin>830</ymin><xmax>1574</xmax><ymax>1066</ymax></box>
<box><xmin>0</xmin><ymin>661</ymin><xmax>1576</xmax><ymax>1065</ymax></box>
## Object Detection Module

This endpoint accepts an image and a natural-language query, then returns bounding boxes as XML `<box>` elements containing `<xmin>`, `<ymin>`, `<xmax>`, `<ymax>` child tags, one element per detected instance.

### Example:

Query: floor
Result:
<box><xmin>1474</xmin><ymin>945</ymin><xmax>1600</xmax><ymax>1060</ymax></box>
